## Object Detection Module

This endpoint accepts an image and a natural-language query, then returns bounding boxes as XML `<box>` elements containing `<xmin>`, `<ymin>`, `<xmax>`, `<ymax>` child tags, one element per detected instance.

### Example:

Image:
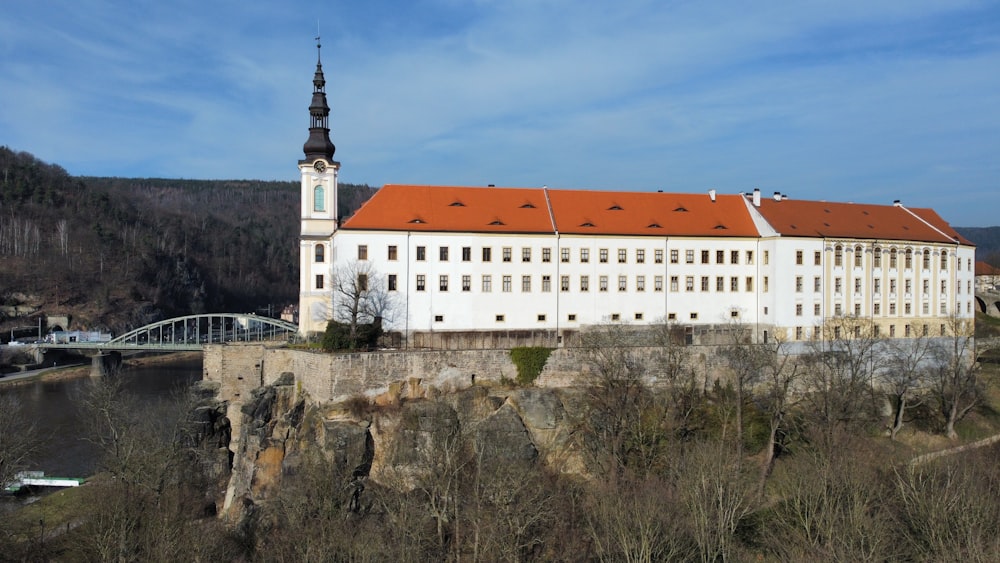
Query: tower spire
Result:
<box><xmin>302</xmin><ymin>38</ymin><xmax>336</xmax><ymax>162</ymax></box>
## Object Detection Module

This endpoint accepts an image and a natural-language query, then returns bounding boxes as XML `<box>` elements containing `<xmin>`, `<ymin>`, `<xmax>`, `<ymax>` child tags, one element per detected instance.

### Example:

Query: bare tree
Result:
<box><xmin>718</xmin><ymin>320</ymin><xmax>768</xmax><ymax>458</ymax></box>
<box><xmin>332</xmin><ymin>260</ymin><xmax>398</xmax><ymax>349</ymax></box>
<box><xmin>0</xmin><ymin>395</ymin><xmax>38</xmax><ymax>490</ymax></box>
<box><xmin>882</xmin><ymin>334</ymin><xmax>936</xmax><ymax>440</ymax></box>
<box><xmin>753</xmin><ymin>335</ymin><xmax>802</xmax><ymax>498</ymax></box>
<box><xmin>930</xmin><ymin>317</ymin><xmax>984</xmax><ymax>439</ymax></box>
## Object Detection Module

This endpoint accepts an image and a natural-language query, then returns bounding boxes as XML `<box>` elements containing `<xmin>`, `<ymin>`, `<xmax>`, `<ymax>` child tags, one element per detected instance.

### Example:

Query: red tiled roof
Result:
<box><xmin>342</xmin><ymin>185</ymin><xmax>760</xmax><ymax>237</ymax></box>
<box><xmin>752</xmin><ymin>198</ymin><xmax>966</xmax><ymax>245</ymax></box>
<box><xmin>976</xmin><ymin>261</ymin><xmax>1000</xmax><ymax>276</ymax></box>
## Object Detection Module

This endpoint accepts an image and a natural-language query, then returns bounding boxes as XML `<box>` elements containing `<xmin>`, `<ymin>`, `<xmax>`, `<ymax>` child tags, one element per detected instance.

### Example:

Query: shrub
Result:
<box><xmin>510</xmin><ymin>346</ymin><xmax>553</xmax><ymax>386</ymax></box>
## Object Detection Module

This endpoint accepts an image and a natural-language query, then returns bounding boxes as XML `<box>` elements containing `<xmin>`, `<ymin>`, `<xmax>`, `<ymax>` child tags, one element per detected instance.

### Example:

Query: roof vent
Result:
<box><xmin>657</xmin><ymin>189</ymin><xmax>663</xmax><ymax>193</ymax></box>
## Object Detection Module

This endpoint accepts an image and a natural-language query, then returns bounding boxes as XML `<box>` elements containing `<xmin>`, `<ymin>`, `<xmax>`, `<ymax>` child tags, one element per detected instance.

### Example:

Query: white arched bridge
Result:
<box><xmin>39</xmin><ymin>314</ymin><xmax>298</xmax><ymax>351</ymax></box>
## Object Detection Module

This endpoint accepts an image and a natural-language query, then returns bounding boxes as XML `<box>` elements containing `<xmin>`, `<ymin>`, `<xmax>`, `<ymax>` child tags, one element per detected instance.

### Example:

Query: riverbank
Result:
<box><xmin>0</xmin><ymin>351</ymin><xmax>202</xmax><ymax>388</ymax></box>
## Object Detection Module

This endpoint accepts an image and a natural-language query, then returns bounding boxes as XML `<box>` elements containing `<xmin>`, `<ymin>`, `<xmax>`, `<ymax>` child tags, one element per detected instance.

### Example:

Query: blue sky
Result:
<box><xmin>2</xmin><ymin>1</ymin><xmax>998</xmax><ymax>226</ymax></box>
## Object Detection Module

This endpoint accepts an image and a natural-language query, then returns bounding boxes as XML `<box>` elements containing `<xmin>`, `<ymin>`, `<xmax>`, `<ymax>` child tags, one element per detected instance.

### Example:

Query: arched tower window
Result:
<box><xmin>941</xmin><ymin>250</ymin><xmax>948</xmax><ymax>271</ymax></box>
<box><xmin>834</xmin><ymin>244</ymin><xmax>843</xmax><ymax>267</ymax></box>
<box><xmin>873</xmin><ymin>247</ymin><xmax>882</xmax><ymax>268</ymax></box>
<box><xmin>905</xmin><ymin>248</ymin><xmax>913</xmax><ymax>269</ymax></box>
<box><xmin>314</xmin><ymin>185</ymin><xmax>326</xmax><ymax>212</ymax></box>
<box><xmin>315</xmin><ymin>244</ymin><xmax>325</xmax><ymax>263</ymax></box>
<box><xmin>854</xmin><ymin>245</ymin><xmax>863</xmax><ymax>268</ymax></box>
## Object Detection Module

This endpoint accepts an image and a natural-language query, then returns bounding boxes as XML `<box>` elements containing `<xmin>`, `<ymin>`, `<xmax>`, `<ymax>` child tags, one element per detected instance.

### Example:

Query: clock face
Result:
<box><xmin>313</xmin><ymin>160</ymin><xmax>326</xmax><ymax>172</ymax></box>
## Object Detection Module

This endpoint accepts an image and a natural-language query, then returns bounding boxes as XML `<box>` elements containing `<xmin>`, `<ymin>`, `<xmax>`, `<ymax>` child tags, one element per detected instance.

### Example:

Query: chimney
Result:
<box><xmin>752</xmin><ymin>188</ymin><xmax>761</xmax><ymax>207</ymax></box>
<box><xmin>773</xmin><ymin>191</ymin><xmax>781</xmax><ymax>201</ymax></box>
<box><xmin>708</xmin><ymin>189</ymin><xmax>716</xmax><ymax>202</ymax></box>
<box><xmin>488</xmin><ymin>184</ymin><xmax>495</xmax><ymax>187</ymax></box>
<box><xmin>781</xmin><ymin>194</ymin><xmax>788</xmax><ymax>200</ymax></box>
<box><xmin>893</xmin><ymin>200</ymin><xmax>902</xmax><ymax>207</ymax></box>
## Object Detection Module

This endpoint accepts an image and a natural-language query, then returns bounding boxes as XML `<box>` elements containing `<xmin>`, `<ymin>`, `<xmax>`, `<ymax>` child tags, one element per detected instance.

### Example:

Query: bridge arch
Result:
<box><xmin>109</xmin><ymin>314</ymin><xmax>298</xmax><ymax>350</ymax></box>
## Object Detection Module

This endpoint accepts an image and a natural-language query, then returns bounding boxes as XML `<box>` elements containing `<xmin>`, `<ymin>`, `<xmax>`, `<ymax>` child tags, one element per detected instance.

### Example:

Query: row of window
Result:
<box><xmin>792</xmin><ymin>323</ymin><xmax>950</xmax><ymax>341</ymax></box>
<box><xmin>433</xmin><ymin>311</ymin><xmax>695</xmax><ymax>324</ymax></box>
<box><xmin>796</xmin><ymin>246</ymin><xmax>971</xmax><ymax>271</ymax></box>
<box><xmin>793</xmin><ymin>300</ymin><xmax>972</xmax><ymax>317</ymax></box>
<box><xmin>405</xmin><ymin>274</ymin><xmax>761</xmax><ymax>293</ymax></box>
<box><xmin>795</xmin><ymin>276</ymin><xmax>970</xmax><ymax>295</ymax></box>
<box><xmin>349</xmin><ymin>244</ymin><xmax>760</xmax><ymax>265</ymax></box>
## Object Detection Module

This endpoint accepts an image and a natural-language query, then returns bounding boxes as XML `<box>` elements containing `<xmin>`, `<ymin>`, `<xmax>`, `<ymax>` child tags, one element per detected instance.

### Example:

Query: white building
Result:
<box><xmin>296</xmin><ymin>54</ymin><xmax>975</xmax><ymax>346</ymax></box>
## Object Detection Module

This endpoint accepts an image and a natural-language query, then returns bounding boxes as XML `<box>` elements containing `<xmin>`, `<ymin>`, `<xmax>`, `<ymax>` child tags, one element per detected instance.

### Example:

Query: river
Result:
<box><xmin>1</xmin><ymin>354</ymin><xmax>203</xmax><ymax>478</ymax></box>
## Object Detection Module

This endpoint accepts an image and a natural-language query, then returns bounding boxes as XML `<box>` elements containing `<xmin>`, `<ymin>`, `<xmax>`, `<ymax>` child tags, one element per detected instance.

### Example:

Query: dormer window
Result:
<box><xmin>408</xmin><ymin>217</ymin><xmax>425</xmax><ymax>224</ymax></box>
<box><xmin>608</xmin><ymin>204</ymin><xmax>624</xmax><ymax>211</ymax></box>
<box><xmin>647</xmin><ymin>223</ymin><xmax>662</xmax><ymax>229</ymax></box>
<box><xmin>488</xmin><ymin>219</ymin><xmax>505</xmax><ymax>226</ymax></box>
<box><xmin>580</xmin><ymin>221</ymin><xmax>595</xmax><ymax>227</ymax></box>
<box><xmin>449</xmin><ymin>201</ymin><xmax>465</xmax><ymax>207</ymax></box>
<box><xmin>520</xmin><ymin>202</ymin><xmax>536</xmax><ymax>208</ymax></box>
<box><xmin>673</xmin><ymin>207</ymin><xmax>688</xmax><ymax>212</ymax></box>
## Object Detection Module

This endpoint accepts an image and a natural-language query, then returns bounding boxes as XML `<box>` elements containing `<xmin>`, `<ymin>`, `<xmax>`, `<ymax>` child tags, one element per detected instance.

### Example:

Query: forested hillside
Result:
<box><xmin>956</xmin><ymin>227</ymin><xmax>1000</xmax><ymax>264</ymax></box>
<box><xmin>0</xmin><ymin>146</ymin><xmax>376</xmax><ymax>335</ymax></box>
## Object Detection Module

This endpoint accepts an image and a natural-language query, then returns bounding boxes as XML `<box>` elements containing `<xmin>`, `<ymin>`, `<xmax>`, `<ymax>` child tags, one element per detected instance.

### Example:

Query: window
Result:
<box><xmin>358</xmin><ymin>245</ymin><xmax>368</xmax><ymax>260</ymax></box>
<box><xmin>388</xmin><ymin>275</ymin><xmax>397</xmax><ymax>291</ymax></box>
<box><xmin>439</xmin><ymin>246</ymin><xmax>448</xmax><ymax>261</ymax></box>
<box><xmin>941</xmin><ymin>280</ymin><xmax>947</xmax><ymax>294</ymax></box>
<box><xmin>814</xmin><ymin>276</ymin><xmax>821</xmax><ymax>292</ymax></box>
<box><xmin>619</xmin><ymin>249</ymin><xmax>627</xmax><ymax>263</ymax></box>
<box><xmin>923</xmin><ymin>302</ymin><xmax>929</xmax><ymax>314</ymax></box>
<box><xmin>654</xmin><ymin>276</ymin><xmax>664</xmax><ymax>292</ymax></box>
<box><xmin>482</xmin><ymin>275</ymin><xmax>492</xmax><ymax>292</ymax></box>
<box><xmin>502</xmin><ymin>275</ymin><xmax>512</xmax><ymax>292</ymax></box>
<box><xmin>796</xmin><ymin>327</ymin><xmax>803</xmax><ymax>340</ymax></box>
<box><xmin>890</xmin><ymin>279</ymin><xmax>897</xmax><ymax>294</ymax></box>
<box><xmin>619</xmin><ymin>275</ymin><xmax>628</xmax><ymax>291</ymax></box>
<box><xmin>889</xmin><ymin>303</ymin><xmax>896</xmax><ymax>315</ymax></box>
<box><xmin>636</xmin><ymin>249</ymin><xmax>645</xmax><ymax>263</ymax></box>
<box><xmin>599</xmin><ymin>248</ymin><xmax>609</xmax><ymax>263</ymax></box>
<box><xmin>416</xmin><ymin>246</ymin><xmax>426</xmax><ymax>261</ymax></box>
<box><xmin>763</xmin><ymin>276</ymin><xmax>769</xmax><ymax>292</ymax></box>
<box><xmin>890</xmin><ymin>248</ymin><xmax>897</xmax><ymax>269</ymax></box>
<box><xmin>745</xmin><ymin>277</ymin><xmax>753</xmax><ymax>291</ymax></box>
<box><xmin>580</xmin><ymin>275</ymin><xmax>590</xmax><ymax>292</ymax></box>
<box><xmin>686</xmin><ymin>249</ymin><xmax>695</xmax><ymax>263</ymax></box>
<box><xmin>561</xmin><ymin>275</ymin><xmax>570</xmax><ymax>292</ymax></box>
<box><xmin>855</xmin><ymin>303</ymin><xmax>862</xmax><ymax>316</ymax></box>
<box><xmin>701</xmin><ymin>250</ymin><xmax>710</xmax><ymax>264</ymax></box>
<box><xmin>764</xmin><ymin>250</ymin><xmax>769</xmax><ymax>265</ymax></box>
<box><xmin>313</xmin><ymin>185</ymin><xmax>325</xmax><ymax>211</ymax></box>
<box><xmin>416</xmin><ymin>275</ymin><xmax>426</xmax><ymax>291</ymax></box>
<box><xmin>905</xmin><ymin>279</ymin><xmax>912</xmax><ymax>294</ymax></box>
<box><xmin>502</xmin><ymin>247</ymin><xmax>512</xmax><ymax>262</ymax></box>
<box><xmin>542</xmin><ymin>248</ymin><xmax>551</xmax><ymax>262</ymax></box>
<box><xmin>462</xmin><ymin>247</ymin><xmax>471</xmax><ymax>261</ymax></box>
<box><xmin>568</xmin><ymin>314</ymin><xmax>577</xmax><ymax>321</ymax></box>
<box><xmin>691</xmin><ymin>313</ymin><xmax>699</xmax><ymax>320</ymax></box>
<box><xmin>635</xmin><ymin>313</ymin><xmax>644</xmax><ymax>321</ymax></box>
<box><xmin>890</xmin><ymin>325</ymin><xmax>896</xmax><ymax>337</ymax></box>
<box><xmin>874</xmin><ymin>248</ymin><xmax>882</xmax><ymax>268</ymax></box>
<box><xmin>795</xmin><ymin>250</ymin><xmax>803</xmax><ymax>265</ymax></box>
<box><xmin>667</xmin><ymin>313</ymin><xmax>676</xmax><ymax>320</ymax></box>
<box><xmin>874</xmin><ymin>278</ymin><xmax>881</xmax><ymax>293</ymax></box>
<box><xmin>796</xmin><ymin>304</ymin><xmax>803</xmax><ymax>316</ymax></box>
<box><xmin>874</xmin><ymin>303</ymin><xmax>881</xmax><ymax>315</ymax></box>
<box><xmin>855</xmin><ymin>246</ymin><xmax>863</xmax><ymax>268</ymax></box>
<box><xmin>814</xmin><ymin>303</ymin><xmax>822</xmax><ymax>316</ymax></box>
<box><xmin>462</xmin><ymin>275</ymin><xmax>471</xmax><ymax>292</ymax></box>
<box><xmin>599</xmin><ymin>276</ymin><xmax>609</xmax><ymax>292</ymax></box>
<box><xmin>522</xmin><ymin>247</ymin><xmax>532</xmax><ymax>262</ymax></box>
<box><xmin>834</xmin><ymin>245</ymin><xmax>843</xmax><ymax>267</ymax></box>
<box><xmin>542</xmin><ymin>275</ymin><xmax>551</xmax><ymax>292</ymax></box>
<box><xmin>670</xmin><ymin>249</ymin><xmax>679</xmax><ymax>264</ymax></box>
<box><xmin>670</xmin><ymin>276</ymin><xmax>679</xmax><ymax>292</ymax></box>
<box><xmin>701</xmin><ymin>276</ymin><xmax>709</xmax><ymax>291</ymax></box>
<box><xmin>855</xmin><ymin>278</ymin><xmax>862</xmax><ymax>294</ymax></box>
<box><xmin>435</xmin><ymin>315</ymin><xmax>444</xmax><ymax>323</ymax></box>
<box><xmin>795</xmin><ymin>276</ymin><xmax>803</xmax><ymax>292</ymax></box>
<box><xmin>637</xmin><ymin>276</ymin><xmax>645</xmax><ymax>292</ymax></box>
<box><xmin>717</xmin><ymin>276</ymin><xmax>725</xmax><ymax>291</ymax></box>
<box><xmin>814</xmin><ymin>251</ymin><xmax>821</xmax><ymax>266</ymax></box>
<box><xmin>731</xmin><ymin>277</ymin><xmax>739</xmax><ymax>291</ymax></box>
<box><xmin>439</xmin><ymin>275</ymin><xmax>448</xmax><ymax>291</ymax></box>
<box><xmin>686</xmin><ymin>276</ymin><xmax>694</xmax><ymax>292</ymax></box>
<box><xmin>655</xmin><ymin>249</ymin><xmax>664</xmax><ymax>264</ymax></box>
<box><xmin>315</xmin><ymin>274</ymin><xmax>324</xmax><ymax>289</ymax></box>
<box><xmin>561</xmin><ymin>248</ymin><xmax>569</xmax><ymax>263</ymax></box>
<box><xmin>358</xmin><ymin>274</ymin><xmax>368</xmax><ymax>291</ymax></box>
<box><xmin>538</xmin><ymin>314</ymin><xmax>547</xmax><ymax>322</ymax></box>
<box><xmin>905</xmin><ymin>249</ymin><xmax>912</xmax><ymax>269</ymax></box>
<box><xmin>580</xmin><ymin>249</ymin><xmax>590</xmax><ymax>263</ymax></box>
<box><xmin>483</xmin><ymin>247</ymin><xmax>492</xmax><ymax>262</ymax></box>
<box><xmin>731</xmin><ymin>250</ymin><xmax>739</xmax><ymax>264</ymax></box>
<box><xmin>905</xmin><ymin>303</ymin><xmax>911</xmax><ymax>315</ymax></box>
<box><xmin>730</xmin><ymin>310</ymin><xmax>740</xmax><ymax>318</ymax></box>
<box><xmin>717</xmin><ymin>250</ymin><xmax>725</xmax><ymax>264</ymax></box>
<box><xmin>941</xmin><ymin>323</ymin><xmax>946</xmax><ymax>335</ymax></box>
<box><xmin>923</xmin><ymin>324</ymin><xmax>929</xmax><ymax>336</ymax></box>
<box><xmin>746</xmin><ymin>251</ymin><xmax>754</xmax><ymax>264</ymax></box>
<box><xmin>522</xmin><ymin>275</ymin><xmax>531</xmax><ymax>292</ymax></box>
<box><xmin>611</xmin><ymin>314</ymin><xmax>621</xmax><ymax>321</ymax></box>
<box><xmin>496</xmin><ymin>315</ymin><xmax>505</xmax><ymax>322</ymax></box>
<box><xmin>315</xmin><ymin>244</ymin><xmax>325</xmax><ymax>263</ymax></box>
<box><xmin>835</xmin><ymin>304</ymin><xmax>842</xmax><ymax>316</ymax></box>
<box><xmin>940</xmin><ymin>250</ymin><xmax>948</xmax><ymax>270</ymax></box>
<box><xmin>388</xmin><ymin>245</ymin><xmax>398</xmax><ymax>260</ymax></box>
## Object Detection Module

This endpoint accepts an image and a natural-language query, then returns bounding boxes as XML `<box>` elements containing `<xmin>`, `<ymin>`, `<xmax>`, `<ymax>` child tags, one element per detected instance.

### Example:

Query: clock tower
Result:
<box><xmin>298</xmin><ymin>39</ymin><xmax>339</xmax><ymax>336</ymax></box>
